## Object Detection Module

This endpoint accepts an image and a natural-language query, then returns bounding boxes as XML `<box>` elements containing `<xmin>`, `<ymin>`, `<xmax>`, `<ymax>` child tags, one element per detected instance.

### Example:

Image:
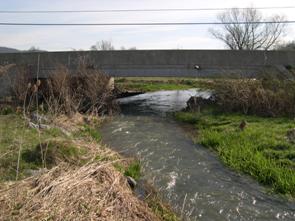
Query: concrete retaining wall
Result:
<box><xmin>0</xmin><ymin>50</ymin><xmax>294</xmax><ymax>78</ymax></box>
<box><xmin>0</xmin><ymin>50</ymin><xmax>295</xmax><ymax>98</ymax></box>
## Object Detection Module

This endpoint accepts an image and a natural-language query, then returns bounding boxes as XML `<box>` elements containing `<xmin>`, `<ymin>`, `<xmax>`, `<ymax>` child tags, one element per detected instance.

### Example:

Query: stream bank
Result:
<box><xmin>101</xmin><ymin>89</ymin><xmax>295</xmax><ymax>221</ymax></box>
<box><xmin>0</xmin><ymin>113</ymin><xmax>176</xmax><ymax>221</ymax></box>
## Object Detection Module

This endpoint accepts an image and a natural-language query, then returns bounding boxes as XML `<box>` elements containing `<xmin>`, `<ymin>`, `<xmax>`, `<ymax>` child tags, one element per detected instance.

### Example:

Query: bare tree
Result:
<box><xmin>210</xmin><ymin>8</ymin><xmax>286</xmax><ymax>50</ymax></box>
<box><xmin>90</xmin><ymin>40</ymin><xmax>115</xmax><ymax>50</ymax></box>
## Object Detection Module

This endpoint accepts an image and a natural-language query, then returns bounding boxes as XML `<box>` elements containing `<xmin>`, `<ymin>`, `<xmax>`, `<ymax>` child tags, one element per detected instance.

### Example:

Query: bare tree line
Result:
<box><xmin>90</xmin><ymin>40</ymin><xmax>136</xmax><ymax>51</ymax></box>
<box><xmin>210</xmin><ymin>7</ymin><xmax>287</xmax><ymax>50</ymax></box>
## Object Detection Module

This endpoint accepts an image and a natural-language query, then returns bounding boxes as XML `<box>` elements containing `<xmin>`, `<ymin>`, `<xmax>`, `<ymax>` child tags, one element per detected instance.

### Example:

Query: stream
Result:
<box><xmin>100</xmin><ymin>89</ymin><xmax>295</xmax><ymax>221</ymax></box>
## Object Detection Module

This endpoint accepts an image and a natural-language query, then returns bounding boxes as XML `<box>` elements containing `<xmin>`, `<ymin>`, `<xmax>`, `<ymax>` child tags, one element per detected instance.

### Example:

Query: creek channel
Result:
<box><xmin>100</xmin><ymin>89</ymin><xmax>295</xmax><ymax>221</ymax></box>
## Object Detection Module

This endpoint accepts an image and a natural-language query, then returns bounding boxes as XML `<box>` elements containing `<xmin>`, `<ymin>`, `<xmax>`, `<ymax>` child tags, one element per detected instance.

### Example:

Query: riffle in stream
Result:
<box><xmin>100</xmin><ymin>89</ymin><xmax>295</xmax><ymax>221</ymax></box>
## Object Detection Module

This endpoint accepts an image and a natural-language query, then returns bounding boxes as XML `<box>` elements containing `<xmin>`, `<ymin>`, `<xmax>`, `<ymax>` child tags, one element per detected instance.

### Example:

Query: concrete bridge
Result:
<box><xmin>0</xmin><ymin>50</ymin><xmax>295</xmax><ymax>98</ymax></box>
<box><xmin>0</xmin><ymin>50</ymin><xmax>294</xmax><ymax>78</ymax></box>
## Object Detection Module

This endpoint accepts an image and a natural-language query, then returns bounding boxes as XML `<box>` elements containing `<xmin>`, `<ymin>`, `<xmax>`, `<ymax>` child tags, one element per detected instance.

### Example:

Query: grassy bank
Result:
<box><xmin>0</xmin><ymin>113</ymin><xmax>178</xmax><ymax>220</ymax></box>
<box><xmin>0</xmin><ymin>113</ymin><xmax>104</xmax><ymax>181</ymax></box>
<box><xmin>175</xmin><ymin>108</ymin><xmax>295</xmax><ymax>197</ymax></box>
<box><xmin>0</xmin><ymin>63</ymin><xmax>179</xmax><ymax>220</ymax></box>
<box><xmin>116</xmin><ymin>77</ymin><xmax>212</xmax><ymax>92</ymax></box>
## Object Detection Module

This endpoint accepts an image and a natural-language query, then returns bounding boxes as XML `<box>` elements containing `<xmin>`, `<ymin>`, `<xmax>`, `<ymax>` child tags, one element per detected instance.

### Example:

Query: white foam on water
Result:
<box><xmin>166</xmin><ymin>171</ymin><xmax>178</xmax><ymax>190</ymax></box>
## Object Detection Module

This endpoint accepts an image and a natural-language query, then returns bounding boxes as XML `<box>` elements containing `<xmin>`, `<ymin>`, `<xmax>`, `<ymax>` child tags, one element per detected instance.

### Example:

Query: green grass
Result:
<box><xmin>0</xmin><ymin>114</ymin><xmax>58</xmax><ymax>180</ymax></box>
<box><xmin>21</xmin><ymin>140</ymin><xmax>87</xmax><ymax>167</ymax></box>
<box><xmin>118</xmin><ymin>82</ymin><xmax>192</xmax><ymax>92</ymax></box>
<box><xmin>113</xmin><ymin>160</ymin><xmax>141</xmax><ymax>181</ymax></box>
<box><xmin>175</xmin><ymin>108</ymin><xmax>295</xmax><ymax>197</ymax></box>
<box><xmin>116</xmin><ymin>77</ymin><xmax>212</xmax><ymax>92</ymax></box>
<box><xmin>124</xmin><ymin>160</ymin><xmax>141</xmax><ymax>180</ymax></box>
<box><xmin>78</xmin><ymin>124</ymin><xmax>102</xmax><ymax>142</ymax></box>
<box><xmin>0</xmin><ymin>114</ymin><xmax>100</xmax><ymax>181</ymax></box>
<box><xmin>0</xmin><ymin>106</ymin><xmax>14</xmax><ymax>115</ymax></box>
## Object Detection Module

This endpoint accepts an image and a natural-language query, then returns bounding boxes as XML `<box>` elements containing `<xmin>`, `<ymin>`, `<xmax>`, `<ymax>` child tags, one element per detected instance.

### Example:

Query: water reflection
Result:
<box><xmin>118</xmin><ymin>89</ymin><xmax>210</xmax><ymax>115</ymax></box>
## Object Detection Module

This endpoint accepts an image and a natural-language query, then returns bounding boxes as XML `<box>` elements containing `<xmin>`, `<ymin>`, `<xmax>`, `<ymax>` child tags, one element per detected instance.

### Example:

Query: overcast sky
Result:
<box><xmin>0</xmin><ymin>0</ymin><xmax>294</xmax><ymax>51</ymax></box>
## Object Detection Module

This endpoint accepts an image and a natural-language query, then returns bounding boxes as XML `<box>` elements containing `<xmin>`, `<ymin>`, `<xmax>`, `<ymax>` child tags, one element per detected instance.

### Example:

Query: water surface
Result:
<box><xmin>101</xmin><ymin>89</ymin><xmax>295</xmax><ymax>221</ymax></box>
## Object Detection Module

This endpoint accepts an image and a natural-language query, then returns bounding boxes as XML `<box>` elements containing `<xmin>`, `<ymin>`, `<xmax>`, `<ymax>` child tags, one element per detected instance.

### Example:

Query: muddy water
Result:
<box><xmin>100</xmin><ymin>89</ymin><xmax>295</xmax><ymax>221</ymax></box>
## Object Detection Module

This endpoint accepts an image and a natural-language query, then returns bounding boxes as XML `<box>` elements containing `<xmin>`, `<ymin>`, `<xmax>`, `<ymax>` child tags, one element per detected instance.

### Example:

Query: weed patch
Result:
<box><xmin>124</xmin><ymin>160</ymin><xmax>141</xmax><ymax>180</ymax></box>
<box><xmin>0</xmin><ymin>115</ymin><xmax>101</xmax><ymax>180</ymax></box>
<box><xmin>78</xmin><ymin>125</ymin><xmax>101</xmax><ymax>142</ymax></box>
<box><xmin>175</xmin><ymin>109</ymin><xmax>295</xmax><ymax>197</ymax></box>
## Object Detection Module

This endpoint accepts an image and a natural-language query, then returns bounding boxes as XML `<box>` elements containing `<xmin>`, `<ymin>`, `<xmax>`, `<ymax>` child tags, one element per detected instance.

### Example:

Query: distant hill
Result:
<box><xmin>0</xmin><ymin>46</ymin><xmax>19</xmax><ymax>53</ymax></box>
<box><xmin>0</xmin><ymin>46</ymin><xmax>48</xmax><ymax>53</ymax></box>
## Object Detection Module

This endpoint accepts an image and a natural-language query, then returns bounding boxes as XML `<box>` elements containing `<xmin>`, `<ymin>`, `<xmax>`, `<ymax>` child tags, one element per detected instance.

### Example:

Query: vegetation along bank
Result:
<box><xmin>175</xmin><ymin>78</ymin><xmax>295</xmax><ymax>198</ymax></box>
<box><xmin>0</xmin><ymin>64</ymin><xmax>179</xmax><ymax>221</ymax></box>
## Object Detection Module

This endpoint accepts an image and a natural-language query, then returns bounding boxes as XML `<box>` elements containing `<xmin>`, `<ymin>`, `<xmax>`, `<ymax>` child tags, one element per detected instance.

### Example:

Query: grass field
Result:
<box><xmin>115</xmin><ymin>77</ymin><xmax>213</xmax><ymax>92</ymax></box>
<box><xmin>175</xmin><ymin>108</ymin><xmax>295</xmax><ymax>197</ymax></box>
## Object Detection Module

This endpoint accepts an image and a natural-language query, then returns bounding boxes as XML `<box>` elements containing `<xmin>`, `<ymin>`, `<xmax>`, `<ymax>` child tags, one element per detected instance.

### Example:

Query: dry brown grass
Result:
<box><xmin>213</xmin><ymin>78</ymin><xmax>295</xmax><ymax>117</ymax></box>
<box><xmin>0</xmin><ymin>113</ymin><xmax>175</xmax><ymax>221</ymax></box>
<box><xmin>0</xmin><ymin>162</ymin><xmax>160</xmax><ymax>221</ymax></box>
<box><xmin>52</xmin><ymin>112</ymin><xmax>87</xmax><ymax>133</ymax></box>
<box><xmin>1</xmin><ymin>66</ymin><xmax>176</xmax><ymax>220</ymax></box>
<box><xmin>42</xmin><ymin>65</ymin><xmax>118</xmax><ymax>116</ymax></box>
<box><xmin>8</xmin><ymin>64</ymin><xmax>118</xmax><ymax>116</ymax></box>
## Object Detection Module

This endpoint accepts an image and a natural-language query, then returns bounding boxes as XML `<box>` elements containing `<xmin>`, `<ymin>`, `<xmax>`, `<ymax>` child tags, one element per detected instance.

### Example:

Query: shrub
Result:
<box><xmin>10</xmin><ymin>64</ymin><xmax>118</xmax><ymax>116</ymax></box>
<box><xmin>213</xmin><ymin>79</ymin><xmax>295</xmax><ymax>117</ymax></box>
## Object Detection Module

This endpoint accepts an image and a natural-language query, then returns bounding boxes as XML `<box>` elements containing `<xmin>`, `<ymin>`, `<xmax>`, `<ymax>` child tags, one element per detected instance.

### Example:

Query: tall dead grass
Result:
<box><xmin>0</xmin><ymin>162</ymin><xmax>160</xmax><ymax>221</ymax></box>
<box><xmin>11</xmin><ymin>64</ymin><xmax>118</xmax><ymax>116</ymax></box>
<box><xmin>214</xmin><ymin>78</ymin><xmax>295</xmax><ymax>117</ymax></box>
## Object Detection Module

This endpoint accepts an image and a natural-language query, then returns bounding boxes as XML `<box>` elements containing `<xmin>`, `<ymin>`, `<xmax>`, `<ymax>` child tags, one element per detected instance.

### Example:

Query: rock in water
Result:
<box><xmin>186</xmin><ymin>96</ymin><xmax>215</xmax><ymax>112</ymax></box>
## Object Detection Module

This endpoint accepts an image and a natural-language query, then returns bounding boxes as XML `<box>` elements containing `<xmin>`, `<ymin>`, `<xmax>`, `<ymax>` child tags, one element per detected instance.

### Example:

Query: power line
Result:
<box><xmin>0</xmin><ymin>6</ymin><xmax>294</xmax><ymax>13</ymax></box>
<box><xmin>0</xmin><ymin>21</ymin><xmax>294</xmax><ymax>26</ymax></box>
